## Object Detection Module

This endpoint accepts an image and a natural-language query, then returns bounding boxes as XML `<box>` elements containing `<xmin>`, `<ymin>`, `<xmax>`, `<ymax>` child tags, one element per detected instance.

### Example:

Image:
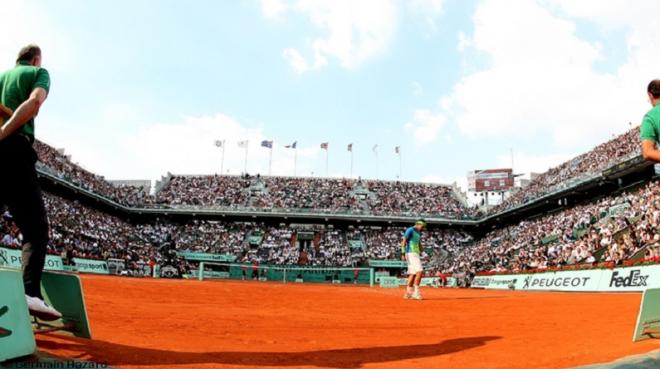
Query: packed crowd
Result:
<box><xmin>34</xmin><ymin>140</ymin><xmax>151</xmax><ymax>206</ymax></box>
<box><xmin>444</xmin><ymin>179</ymin><xmax>660</xmax><ymax>275</ymax></box>
<box><xmin>2</xmin><ymin>177</ymin><xmax>660</xmax><ymax>277</ymax></box>
<box><xmin>490</xmin><ymin>127</ymin><xmax>640</xmax><ymax>214</ymax></box>
<box><xmin>32</xmin><ymin>125</ymin><xmax>645</xmax><ymax>222</ymax></box>
<box><xmin>4</xmin><ymin>128</ymin><xmax>656</xmax><ymax>278</ymax></box>
<box><xmin>253</xmin><ymin>177</ymin><xmax>361</xmax><ymax>213</ymax></box>
<box><xmin>365</xmin><ymin>181</ymin><xmax>467</xmax><ymax>218</ymax></box>
<box><xmin>155</xmin><ymin>175</ymin><xmax>250</xmax><ymax>208</ymax></box>
<box><xmin>32</xmin><ymin>139</ymin><xmax>469</xmax><ymax>218</ymax></box>
<box><xmin>155</xmin><ymin>174</ymin><xmax>466</xmax><ymax>217</ymax></box>
<box><xmin>1</xmin><ymin>190</ymin><xmax>460</xmax><ymax>272</ymax></box>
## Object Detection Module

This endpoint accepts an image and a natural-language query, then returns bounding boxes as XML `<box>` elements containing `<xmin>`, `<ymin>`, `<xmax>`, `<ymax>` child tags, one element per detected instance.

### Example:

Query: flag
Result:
<box><xmin>395</xmin><ymin>146</ymin><xmax>400</xmax><ymax>154</ymax></box>
<box><xmin>261</xmin><ymin>140</ymin><xmax>273</xmax><ymax>149</ymax></box>
<box><xmin>238</xmin><ymin>140</ymin><xmax>248</xmax><ymax>148</ymax></box>
<box><xmin>372</xmin><ymin>144</ymin><xmax>378</xmax><ymax>153</ymax></box>
<box><xmin>347</xmin><ymin>143</ymin><xmax>353</xmax><ymax>152</ymax></box>
<box><xmin>320</xmin><ymin>142</ymin><xmax>329</xmax><ymax>150</ymax></box>
<box><xmin>285</xmin><ymin>141</ymin><xmax>297</xmax><ymax>149</ymax></box>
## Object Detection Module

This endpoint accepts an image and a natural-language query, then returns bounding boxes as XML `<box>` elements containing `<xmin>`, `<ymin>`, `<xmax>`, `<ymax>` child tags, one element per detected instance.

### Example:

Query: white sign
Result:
<box><xmin>471</xmin><ymin>264</ymin><xmax>660</xmax><ymax>292</ymax></box>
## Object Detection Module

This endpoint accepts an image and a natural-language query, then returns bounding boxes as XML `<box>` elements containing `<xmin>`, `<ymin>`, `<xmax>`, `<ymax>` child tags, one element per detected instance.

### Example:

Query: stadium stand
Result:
<box><xmin>488</xmin><ymin>127</ymin><xmax>640</xmax><ymax>214</ymax></box>
<box><xmin>2</xmin><ymin>124</ymin><xmax>656</xmax><ymax>280</ymax></box>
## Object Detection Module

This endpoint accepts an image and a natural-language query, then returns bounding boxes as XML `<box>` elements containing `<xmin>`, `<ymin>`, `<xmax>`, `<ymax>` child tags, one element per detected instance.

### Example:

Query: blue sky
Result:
<box><xmin>3</xmin><ymin>0</ymin><xmax>660</xmax><ymax>190</ymax></box>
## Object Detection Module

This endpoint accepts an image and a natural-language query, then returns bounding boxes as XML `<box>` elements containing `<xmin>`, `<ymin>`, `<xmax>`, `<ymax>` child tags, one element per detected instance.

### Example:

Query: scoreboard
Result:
<box><xmin>467</xmin><ymin>168</ymin><xmax>514</xmax><ymax>192</ymax></box>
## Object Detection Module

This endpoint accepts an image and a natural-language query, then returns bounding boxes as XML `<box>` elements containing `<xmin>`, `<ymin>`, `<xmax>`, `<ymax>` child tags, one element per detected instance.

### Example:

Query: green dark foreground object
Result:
<box><xmin>0</xmin><ymin>267</ymin><xmax>36</xmax><ymax>362</ymax></box>
<box><xmin>36</xmin><ymin>271</ymin><xmax>92</xmax><ymax>339</ymax></box>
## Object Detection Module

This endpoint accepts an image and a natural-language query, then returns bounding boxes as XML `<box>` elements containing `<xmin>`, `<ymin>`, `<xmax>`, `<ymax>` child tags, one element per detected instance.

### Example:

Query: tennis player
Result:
<box><xmin>401</xmin><ymin>220</ymin><xmax>426</xmax><ymax>300</ymax></box>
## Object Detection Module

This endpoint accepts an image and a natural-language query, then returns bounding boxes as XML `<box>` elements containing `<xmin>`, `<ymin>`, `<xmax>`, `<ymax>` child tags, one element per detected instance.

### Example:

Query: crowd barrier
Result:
<box><xmin>471</xmin><ymin>264</ymin><xmax>659</xmax><ymax>292</ymax></box>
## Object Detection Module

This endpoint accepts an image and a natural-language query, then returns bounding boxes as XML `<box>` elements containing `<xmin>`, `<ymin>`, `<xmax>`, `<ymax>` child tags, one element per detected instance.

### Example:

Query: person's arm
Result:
<box><xmin>401</xmin><ymin>229</ymin><xmax>411</xmax><ymax>260</ymax></box>
<box><xmin>641</xmin><ymin>140</ymin><xmax>660</xmax><ymax>162</ymax></box>
<box><xmin>641</xmin><ymin>114</ymin><xmax>660</xmax><ymax>162</ymax></box>
<box><xmin>0</xmin><ymin>87</ymin><xmax>48</xmax><ymax>141</ymax></box>
<box><xmin>400</xmin><ymin>237</ymin><xmax>407</xmax><ymax>260</ymax></box>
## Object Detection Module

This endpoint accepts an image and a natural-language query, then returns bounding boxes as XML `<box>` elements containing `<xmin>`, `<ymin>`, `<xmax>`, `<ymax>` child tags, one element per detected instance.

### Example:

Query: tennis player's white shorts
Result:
<box><xmin>407</xmin><ymin>253</ymin><xmax>423</xmax><ymax>275</ymax></box>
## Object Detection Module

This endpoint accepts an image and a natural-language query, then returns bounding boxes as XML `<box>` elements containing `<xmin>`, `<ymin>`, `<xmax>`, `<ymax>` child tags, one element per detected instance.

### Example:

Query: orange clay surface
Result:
<box><xmin>36</xmin><ymin>275</ymin><xmax>660</xmax><ymax>369</ymax></box>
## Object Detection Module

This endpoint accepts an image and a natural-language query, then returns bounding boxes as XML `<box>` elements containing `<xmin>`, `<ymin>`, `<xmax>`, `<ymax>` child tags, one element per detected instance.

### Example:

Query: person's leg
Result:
<box><xmin>3</xmin><ymin>138</ymin><xmax>59</xmax><ymax>320</ymax></box>
<box><xmin>4</xmin><ymin>139</ymin><xmax>49</xmax><ymax>298</ymax></box>
<box><xmin>413</xmin><ymin>272</ymin><xmax>423</xmax><ymax>297</ymax></box>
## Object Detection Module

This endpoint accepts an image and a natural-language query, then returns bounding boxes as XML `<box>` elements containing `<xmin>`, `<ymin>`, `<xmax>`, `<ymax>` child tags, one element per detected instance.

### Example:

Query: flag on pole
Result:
<box><xmin>261</xmin><ymin>140</ymin><xmax>273</xmax><ymax>149</ymax></box>
<box><xmin>372</xmin><ymin>144</ymin><xmax>378</xmax><ymax>153</ymax></box>
<box><xmin>285</xmin><ymin>141</ymin><xmax>297</xmax><ymax>149</ymax></box>
<box><xmin>347</xmin><ymin>143</ymin><xmax>353</xmax><ymax>152</ymax></box>
<box><xmin>395</xmin><ymin>146</ymin><xmax>400</xmax><ymax>154</ymax></box>
<box><xmin>238</xmin><ymin>140</ymin><xmax>248</xmax><ymax>148</ymax></box>
<box><xmin>320</xmin><ymin>142</ymin><xmax>329</xmax><ymax>150</ymax></box>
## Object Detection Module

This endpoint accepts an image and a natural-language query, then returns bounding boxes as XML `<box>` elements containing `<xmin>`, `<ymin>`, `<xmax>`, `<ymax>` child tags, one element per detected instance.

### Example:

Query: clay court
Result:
<box><xmin>33</xmin><ymin>275</ymin><xmax>660</xmax><ymax>369</ymax></box>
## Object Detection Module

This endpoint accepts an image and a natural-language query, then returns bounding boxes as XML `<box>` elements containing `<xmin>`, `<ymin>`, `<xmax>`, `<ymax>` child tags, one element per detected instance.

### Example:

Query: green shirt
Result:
<box><xmin>640</xmin><ymin>104</ymin><xmax>660</xmax><ymax>143</ymax></box>
<box><xmin>0</xmin><ymin>60</ymin><xmax>50</xmax><ymax>138</ymax></box>
<box><xmin>403</xmin><ymin>227</ymin><xmax>422</xmax><ymax>254</ymax></box>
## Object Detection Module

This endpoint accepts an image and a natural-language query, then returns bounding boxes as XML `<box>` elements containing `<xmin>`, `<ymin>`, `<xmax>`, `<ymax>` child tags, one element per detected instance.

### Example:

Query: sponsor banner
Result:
<box><xmin>599</xmin><ymin>265</ymin><xmax>660</xmax><ymax>292</ymax></box>
<box><xmin>176</xmin><ymin>252</ymin><xmax>236</xmax><ymax>263</ymax></box>
<box><xmin>72</xmin><ymin>258</ymin><xmax>110</xmax><ymax>275</ymax></box>
<box><xmin>379</xmin><ymin>276</ymin><xmax>444</xmax><ymax>288</ymax></box>
<box><xmin>107</xmin><ymin>258</ymin><xmax>126</xmax><ymax>275</ymax></box>
<box><xmin>190</xmin><ymin>270</ymin><xmax>230</xmax><ymax>279</ymax></box>
<box><xmin>379</xmin><ymin>276</ymin><xmax>400</xmax><ymax>288</ymax></box>
<box><xmin>518</xmin><ymin>269</ymin><xmax>602</xmax><ymax>292</ymax></box>
<box><xmin>471</xmin><ymin>264</ymin><xmax>660</xmax><ymax>292</ymax></box>
<box><xmin>0</xmin><ymin>247</ymin><xmax>63</xmax><ymax>271</ymax></box>
<box><xmin>471</xmin><ymin>275</ymin><xmax>519</xmax><ymax>290</ymax></box>
<box><xmin>368</xmin><ymin>260</ymin><xmax>406</xmax><ymax>268</ymax></box>
<box><xmin>420</xmin><ymin>277</ymin><xmax>442</xmax><ymax>287</ymax></box>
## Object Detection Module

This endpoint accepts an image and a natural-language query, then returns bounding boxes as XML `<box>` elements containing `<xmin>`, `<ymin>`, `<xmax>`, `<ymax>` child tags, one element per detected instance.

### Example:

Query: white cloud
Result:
<box><xmin>48</xmin><ymin>113</ymin><xmax>325</xmax><ymax>181</ymax></box>
<box><xmin>404</xmin><ymin>109</ymin><xmax>446</xmax><ymax>145</ymax></box>
<box><xmin>282</xmin><ymin>48</ymin><xmax>310</xmax><ymax>74</ymax></box>
<box><xmin>420</xmin><ymin>174</ymin><xmax>460</xmax><ymax>185</ymax></box>
<box><xmin>422</xmin><ymin>0</ymin><xmax>658</xmax><ymax>152</ymax></box>
<box><xmin>407</xmin><ymin>0</ymin><xmax>445</xmax><ymax>33</ymax></box>
<box><xmin>495</xmin><ymin>151</ymin><xmax>572</xmax><ymax>177</ymax></box>
<box><xmin>267</xmin><ymin>0</ymin><xmax>398</xmax><ymax>73</ymax></box>
<box><xmin>260</xmin><ymin>0</ymin><xmax>288</xmax><ymax>19</ymax></box>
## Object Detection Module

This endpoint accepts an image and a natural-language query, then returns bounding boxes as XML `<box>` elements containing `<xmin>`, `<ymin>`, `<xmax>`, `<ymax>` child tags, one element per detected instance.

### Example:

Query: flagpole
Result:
<box><xmin>244</xmin><ymin>141</ymin><xmax>249</xmax><ymax>174</ymax></box>
<box><xmin>325</xmin><ymin>148</ymin><xmax>329</xmax><ymax>177</ymax></box>
<box><xmin>374</xmin><ymin>146</ymin><xmax>379</xmax><ymax>179</ymax></box>
<box><xmin>268</xmin><ymin>146</ymin><xmax>273</xmax><ymax>176</ymax></box>
<box><xmin>399</xmin><ymin>150</ymin><xmax>402</xmax><ymax>180</ymax></box>
<box><xmin>350</xmin><ymin>150</ymin><xmax>353</xmax><ymax>179</ymax></box>
<box><xmin>221</xmin><ymin>140</ymin><xmax>226</xmax><ymax>175</ymax></box>
<box><xmin>294</xmin><ymin>147</ymin><xmax>297</xmax><ymax>177</ymax></box>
